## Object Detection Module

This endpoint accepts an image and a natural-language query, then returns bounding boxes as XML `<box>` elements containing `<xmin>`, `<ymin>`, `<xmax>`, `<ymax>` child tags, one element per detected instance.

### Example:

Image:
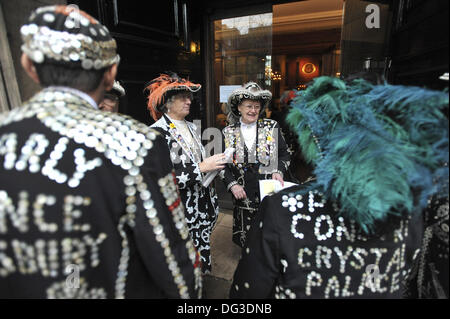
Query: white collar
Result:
<box><xmin>166</xmin><ymin>114</ymin><xmax>187</xmax><ymax>126</ymax></box>
<box><xmin>48</xmin><ymin>86</ymin><xmax>98</xmax><ymax>109</ymax></box>
<box><xmin>240</xmin><ymin>118</ymin><xmax>257</xmax><ymax>129</ymax></box>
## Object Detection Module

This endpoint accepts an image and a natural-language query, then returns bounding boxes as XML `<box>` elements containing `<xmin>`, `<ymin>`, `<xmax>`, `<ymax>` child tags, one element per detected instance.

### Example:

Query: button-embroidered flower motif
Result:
<box><xmin>282</xmin><ymin>194</ymin><xmax>304</xmax><ymax>212</ymax></box>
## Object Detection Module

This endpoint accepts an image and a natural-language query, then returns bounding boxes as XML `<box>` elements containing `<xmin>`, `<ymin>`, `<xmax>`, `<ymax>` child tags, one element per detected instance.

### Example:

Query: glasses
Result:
<box><xmin>241</xmin><ymin>103</ymin><xmax>261</xmax><ymax>111</ymax></box>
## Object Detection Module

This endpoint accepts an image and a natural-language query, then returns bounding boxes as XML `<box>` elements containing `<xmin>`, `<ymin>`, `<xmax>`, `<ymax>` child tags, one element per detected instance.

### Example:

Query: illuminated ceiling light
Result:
<box><xmin>222</xmin><ymin>13</ymin><xmax>272</xmax><ymax>35</ymax></box>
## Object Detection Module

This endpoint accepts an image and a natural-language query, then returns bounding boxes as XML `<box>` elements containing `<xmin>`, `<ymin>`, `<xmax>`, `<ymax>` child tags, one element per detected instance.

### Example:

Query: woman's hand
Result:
<box><xmin>230</xmin><ymin>184</ymin><xmax>247</xmax><ymax>200</ymax></box>
<box><xmin>272</xmin><ymin>172</ymin><xmax>284</xmax><ymax>187</ymax></box>
<box><xmin>199</xmin><ymin>153</ymin><xmax>226</xmax><ymax>173</ymax></box>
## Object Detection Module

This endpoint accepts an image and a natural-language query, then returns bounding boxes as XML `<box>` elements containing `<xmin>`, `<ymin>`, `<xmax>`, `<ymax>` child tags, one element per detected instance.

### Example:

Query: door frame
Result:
<box><xmin>0</xmin><ymin>3</ymin><xmax>21</xmax><ymax>112</ymax></box>
<box><xmin>202</xmin><ymin>3</ymin><xmax>272</xmax><ymax>210</ymax></box>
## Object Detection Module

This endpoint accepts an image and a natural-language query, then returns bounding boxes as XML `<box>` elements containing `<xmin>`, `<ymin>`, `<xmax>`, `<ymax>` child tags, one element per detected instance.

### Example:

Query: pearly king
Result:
<box><xmin>0</xmin><ymin>5</ymin><xmax>201</xmax><ymax>299</ymax></box>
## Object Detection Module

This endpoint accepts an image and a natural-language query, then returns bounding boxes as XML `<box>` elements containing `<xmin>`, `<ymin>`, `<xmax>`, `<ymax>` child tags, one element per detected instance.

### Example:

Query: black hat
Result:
<box><xmin>227</xmin><ymin>82</ymin><xmax>272</xmax><ymax>117</ymax></box>
<box><xmin>20</xmin><ymin>5</ymin><xmax>120</xmax><ymax>70</ymax></box>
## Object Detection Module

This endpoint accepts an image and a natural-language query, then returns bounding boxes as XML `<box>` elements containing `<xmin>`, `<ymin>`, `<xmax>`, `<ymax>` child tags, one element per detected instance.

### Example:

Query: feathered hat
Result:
<box><xmin>144</xmin><ymin>73</ymin><xmax>201</xmax><ymax>121</ymax></box>
<box><xmin>227</xmin><ymin>82</ymin><xmax>272</xmax><ymax>118</ymax></box>
<box><xmin>286</xmin><ymin>76</ymin><xmax>449</xmax><ymax>233</ymax></box>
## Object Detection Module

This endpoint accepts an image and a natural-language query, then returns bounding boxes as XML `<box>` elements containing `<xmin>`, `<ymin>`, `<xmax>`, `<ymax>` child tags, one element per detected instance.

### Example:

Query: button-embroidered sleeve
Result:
<box><xmin>132</xmin><ymin>134</ymin><xmax>201</xmax><ymax>299</ymax></box>
<box><xmin>174</xmin><ymin>163</ymin><xmax>203</xmax><ymax>190</ymax></box>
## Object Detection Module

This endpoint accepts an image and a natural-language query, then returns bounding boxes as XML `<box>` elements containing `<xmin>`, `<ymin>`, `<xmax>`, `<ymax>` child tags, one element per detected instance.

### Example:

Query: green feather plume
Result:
<box><xmin>287</xmin><ymin>76</ymin><xmax>449</xmax><ymax>233</ymax></box>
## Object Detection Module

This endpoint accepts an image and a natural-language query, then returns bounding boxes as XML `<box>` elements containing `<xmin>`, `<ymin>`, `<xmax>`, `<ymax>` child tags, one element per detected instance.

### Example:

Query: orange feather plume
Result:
<box><xmin>144</xmin><ymin>73</ymin><xmax>201</xmax><ymax>121</ymax></box>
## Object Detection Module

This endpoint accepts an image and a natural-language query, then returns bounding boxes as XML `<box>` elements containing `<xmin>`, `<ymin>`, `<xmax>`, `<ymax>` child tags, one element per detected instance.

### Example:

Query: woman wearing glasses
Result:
<box><xmin>220</xmin><ymin>82</ymin><xmax>291</xmax><ymax>248</ymax></box>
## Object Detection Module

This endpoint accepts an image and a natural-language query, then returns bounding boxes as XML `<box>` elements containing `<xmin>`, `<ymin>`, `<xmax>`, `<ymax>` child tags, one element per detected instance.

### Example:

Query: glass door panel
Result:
<box><xmin>272</xmin><ymin>0</ymin><xmax>344</xmax><ymax>107</ymax></box>
<box><xmin>212</xmin><ymin>12</ymin><xmax>273</xmax><ymax>209</ymax></box>
<box><xmin>213</xmin><ymin>13</ymin><xmax>273</xmax><ymax>130</ymax></box>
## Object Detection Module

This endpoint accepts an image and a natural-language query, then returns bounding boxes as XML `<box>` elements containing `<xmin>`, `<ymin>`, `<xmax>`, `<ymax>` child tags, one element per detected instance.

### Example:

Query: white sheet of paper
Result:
<box><xmin>219</xmin><ymin>85</ymin><xmax>241</xmax><ymax>103</ymax></box>
<box><xmin>259</xmin><ymin>180</ymin><xmax>298</xmax><ymax>202</ymax></box>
